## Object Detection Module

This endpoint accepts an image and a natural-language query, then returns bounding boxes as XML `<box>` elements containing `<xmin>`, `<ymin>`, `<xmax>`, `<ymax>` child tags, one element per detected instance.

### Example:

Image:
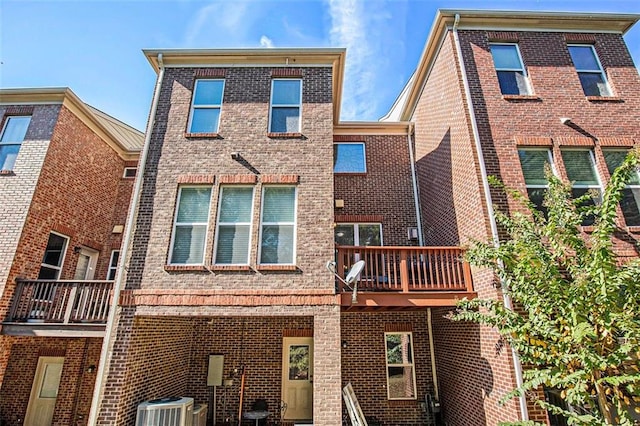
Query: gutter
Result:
<box><xmin>452</xmin><ymin>14</ymin><xmax>529</xmax><ymax>421</ymax></box>
<box><xmin>87</xmin><ymin>53</ymin><xmax>166</xmax><ymax>425</ymax></box>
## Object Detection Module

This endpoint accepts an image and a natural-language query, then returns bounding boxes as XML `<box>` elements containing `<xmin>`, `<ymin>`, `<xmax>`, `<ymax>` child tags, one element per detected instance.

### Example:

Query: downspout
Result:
<box><xmin>427</xmin><ymin>308</ymin><xmax>439</xmax><ymax>401</ymax></box>
<box><xmin>87</xmin><ymin>53</ymin><xmax>166</xmax><ymax>426</ymax></box>
<box><xmin>452</xmin><ymin>15</ymin><xmax>528</xmax><ymax>421</ymax></box>
<box><xmin>407</xmin><ymin>123</ymin><xmax>424</xmax><ymax>246</ymax></box>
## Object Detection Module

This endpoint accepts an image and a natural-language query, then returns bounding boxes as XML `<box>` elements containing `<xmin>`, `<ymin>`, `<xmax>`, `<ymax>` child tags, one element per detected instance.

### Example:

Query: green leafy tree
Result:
<box><xmin>453</xmin><ymin>148</ymin><xmax>640</xmax><ymax>425</ymax></box>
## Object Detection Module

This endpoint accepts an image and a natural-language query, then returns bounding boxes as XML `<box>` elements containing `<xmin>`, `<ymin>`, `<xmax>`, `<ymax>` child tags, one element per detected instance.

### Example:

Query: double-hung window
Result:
<box><xmin>39</xmin><ymin>233</ymin><xmax>69</xmax><ymax>279</ymax></box>
<box><xmin>385</xmin><ymin>332</ymin><xmax>417</xmax><ymax>400</ymax></box>
<box><xmin>603</xmin><ymin>150</ymin><xmax>640</xmax><ymax>226</ymax></box>
<box><xmin>269</xmin><ymin>79</ymin><xmax>302</xmax><ymax>133</ymax></box>
<box><xmin>567</xmin><ymin>45</ymin><xmax>611</xmax><ymax>97</ymax></box>
<box><xmin>333</xmin><ymin>143</ymin><xmax>366</xmax><ymax>173</ymax></box>
<box><xmin>489</xmin><ymin>43</ymin><xmax>531</xmax><ymax>95</ymax></box>
<box><xmin>169</xmin><ymin>186</ymin><xmax>212</xmax><ymax>264</ymax></box>
<box><xmin>214</xmin><ymin>186</ymin><xmax>254</xmax><ymax>265</ymax></box>
<box><xmin>188</xmin><ymin>79</ymin><xmax>224</xmax><ymax>133</ymax></box>
<box><xmin>259</xmin><ymin>186</ymin><xmax>297</xmax><ymax>264</ymax></box>
<box><xmin>335</xmin><ymin>223</ymin><xmax>382</xmax><ymax>246</ymax></box>
<box><xmin>561</xmin><ymin>150</ymin><xmax>602</xmax><ymax>226</ymax></box>
<box><xmin>0</xmin><ymin>115</ymin><xmax>31</xmax><ymax>170</ymax></box>
<box><xmin>518</xmin><ymin>149</ymin><xmax>553</xmax><ymax>214</ymax></box>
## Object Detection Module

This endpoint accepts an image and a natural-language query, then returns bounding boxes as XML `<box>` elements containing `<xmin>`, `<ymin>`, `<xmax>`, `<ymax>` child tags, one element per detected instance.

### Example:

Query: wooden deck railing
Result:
<box><xmin>335</xmin><ymin>246</ymin><xmax>473</xmax><ymax>293</ymax></box>
<box><xmin>7</xmin><ymin>279</ymin><xmax>113</xmax><ymax>324</ymax></box>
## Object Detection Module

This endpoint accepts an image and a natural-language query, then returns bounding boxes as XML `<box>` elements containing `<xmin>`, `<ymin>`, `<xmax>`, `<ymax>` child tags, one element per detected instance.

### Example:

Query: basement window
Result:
<box><xmin>385</xmin><ymin>332</ymin><xmax>417</xmax><ymax>400</ymax></box>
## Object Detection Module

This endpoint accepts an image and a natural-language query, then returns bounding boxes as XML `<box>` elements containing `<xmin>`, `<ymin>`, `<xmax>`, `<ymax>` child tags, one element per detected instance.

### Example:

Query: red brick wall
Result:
<box><xmin>334</xmin><ymin>134</ymin><xmax>419</xmax><ymax>246</ymax></box>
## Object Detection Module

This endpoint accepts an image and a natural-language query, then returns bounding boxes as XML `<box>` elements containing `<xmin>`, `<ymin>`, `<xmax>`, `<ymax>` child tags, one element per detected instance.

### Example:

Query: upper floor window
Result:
<box><xmin>518</xmin><ymin>149</ymin><xmax>553</xmax><ymax>214</ymax></box>
<box><xmin>334</xmin><ymin>143</ymin><xmax>366</xmax><ymax>173</ymax></box>
<box><xmin>561</xmin><ymin>149</ymin><xmax>602</xmax><ymax>226</ymax></box>
<box><xmin>489</xmin><ymin>43</ymin><xmax>531</xmax><ymax>95</ymax></box>
<box><xmin>123</xmin><ymin>167</ymin><xmax>137</xmax><ymax>178</ymax></box>
<box><xmin>0</xmin><ymin>115</ymin><xmax>31</xmax><ymax>170</ymax></box>
<box><xmin>603</xmin><ymin>149</ymin><xmax>640</xmax><ymax>226</ymax></box>
<box><xmin>39</xmin><ymin>232</ymin><xmax>69</xmax><ymax>279</ymax></box>
<box><xmin>567</xmin><ymin>45</ymin><xmax>611</xmax><ymax>97</ymax></box>
<box><xmin>188</xmin><ymin>79</ymin><xmax>224</xmax><ymax>134</ymax></box>
<box><xmin>108</xmin><ymin>250</ymin><xmax>120</xmax><ymax>280</ymax></box>
<box><xmin>259</xmin><ymin>186</ymin><xmax>297</xmax><ymax>264</ymax></box>
<box><xmin>269</xmin><ymin>79</ymin><xmax>301</xmax><ymax>133</ymax></box>
<box><xmin>214</xmin><ymin>186</ymin><xmax>254</xmax><ymax>265</ymax></box>
<box><xmin>385</xmin><ymin>332</ymin><xmax>417</xmax><ymax>400</ymax></box>
<box><xmin>169</xmin><ymin>186</ymin><xmax>212</xmax><ymax>264</ymax></box>
<box><xmin>335</xmin><ymin>223</ymin><xmax>382</xmax><ymax>246</ymax></box>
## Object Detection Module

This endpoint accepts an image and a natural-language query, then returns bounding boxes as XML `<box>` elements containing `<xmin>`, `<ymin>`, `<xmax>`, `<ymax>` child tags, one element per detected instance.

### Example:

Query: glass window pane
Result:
<box><xmin>215</xmin><ymin>225</ymin><xmax>250</xmax><ymax>264</ymax></box>
<box><xmin>358</xmin><ymin>225</ymin><xmax>381</xmax><ymax>246</ymax></box>
<box><xmin>490</xmin><ymin>45</ymin><xmax>522</xmax><ymax>69</ymax></box>
<box><xmin>177</xmin><ymin>187</ymin><xmax>211</xmax><ymax>223</ymax></box>
<box><xmin>334</xmin><ymin>144</ymin><xmax>366</xmax><ymax>173</ymax></box>
<box><xmin>193</xmin><ymin>80</ymin><xmax>224</xmax><ymax>105</ymax></box>
<box><xmin>42</xmin><ymin>234</ymin><xmax>67</xmax><ymax>267</ymax></box>
<box><xmin>386</xmin><ymin>333</ymin><xmax>413</xmax><ymax>364</ymax></box>
<box><xmin>38</xmin><ymin>266</ymin><xmax>59</xmax><ymax>280</ymax></box>
<box><xmin>497</xmin><ymin>71</ymin><xmax>528</xmax><ymax>95</ymax></box>
<box><xmin>387</xmin><ymin>366</ymin><xmax>416</xmax><ymax>399</ymax></box>
<box><xmin>219</xmin><ymin>187</ymin><xmax>254</xmax><ymax>222</ymax></box>
<box><xmin>263</xmin><ymin>187</ymin><xmax>295</xmax><ymax>222</ymax></box>
<box><xmin>603</xmin><ymin>151</ymin><xmax>640</xmax><ymax>185</ymax></box>
<box><xmin>190</xmin><ymin>108</ymin><xmax>220</xmax><ymax>133</ymax></box>
<box><xmin>260</xmin><ymin>225</ymin><xmax>294</xmax><ymax>264</ymax></box>
<box><xmin>527</xmin><ymin>188</ymin><xmax>548</xmax><ymax>216</ymax></box>
<box><xmin>171</xmin><ymin>225</ymin><xmax>207</xmax><ymax>264</ymax></box>
<box><xmin>39</xmin><ymin>363</ymin><xmax>63</xmax><ymax>398</ymax></box>
<box><xmin>272</xmin><ymin>80</ymin><xmax>301</xmax><ymax>105</ymax></box>
<box><xmin>568</xmin><ymin>46</ymin><xmax>599</xmax><ymax>70</ymax></box>
<box><xmin>288</xmin><ymin>345</ymin><xmax>309</xmax><ymax>380</ymax></box>
<box><xmin>572</xmin><ymin>188</ymin><xmax>598</xmax><ymax>226</ymax></box>
<box><xmin>0</xmin><ymin>116</ymin><xmax>30</xmax><ymax>142</ymax></box>
<box><xmin>562</xmin><ymin>151</ymin><xmax>598</xmax><ymax>185</ymax></box>
<box><xmin>621</xmin><ymin>188</ymin><xmax>640</xmax><ymax>226</ymax></box>
<box><xmin>270</xmin><ymin>108</ymin><xmax>300</xmax><ymax>133</ymax></box>
<box><xmin>577</xmin><ymin>73</ymin><xmax>609</xmax><ymax>97</ymax></box>
<box><xmin>0</xmin><ymin>144</ymin><xmax>21</xmax><ymax>170</ymax></box>
<box><xmin>335</xmin><ymin>225</ymin><xmax>354</xmax><ymax>245</ymax></box>
<box><xmin>519</xmin><ymin>150</ymin><xmax>550</xmax><ymax>185</ymax></box>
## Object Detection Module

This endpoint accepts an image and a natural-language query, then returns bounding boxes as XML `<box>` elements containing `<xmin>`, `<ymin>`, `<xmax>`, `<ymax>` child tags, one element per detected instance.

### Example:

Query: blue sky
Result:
<box><xmin>1</xmin><ymin>0</ymin><xmax>639</xmax><ymax>131</ymax></box>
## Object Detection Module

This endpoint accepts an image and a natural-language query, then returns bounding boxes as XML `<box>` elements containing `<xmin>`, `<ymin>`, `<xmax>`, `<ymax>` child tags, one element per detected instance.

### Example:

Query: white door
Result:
<box><xmin>73</xmin><ymin>248</ymin><xmax>98</xmax><ymax>280</ymax></box>
<box><xmin>24</xmin><ymin>356</ymin><xmax>65</xmax><ymax>426</ymax></box>
<box><xmin>282</xmin><ymin>337</ymin><xmax>313</xmax><ymax>421</ymax></box>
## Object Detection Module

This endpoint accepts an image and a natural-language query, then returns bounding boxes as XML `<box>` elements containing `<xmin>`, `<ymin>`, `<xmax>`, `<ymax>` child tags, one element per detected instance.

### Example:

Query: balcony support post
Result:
<box><xmin>63</xmin><ymin>285</ymin><xmax>78</xmax><ymax>324</ymax></box>
<box><xmin>400</xmin><ymin>250</ymin><xmax>409</xmax><ymax>293</ymax></box>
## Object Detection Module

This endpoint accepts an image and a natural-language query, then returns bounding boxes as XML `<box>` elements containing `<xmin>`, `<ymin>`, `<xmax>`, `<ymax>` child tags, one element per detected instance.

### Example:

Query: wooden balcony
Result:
<box><xmin>335</xmin><ymin>246</ymin><xmax>476</xmax><ymax>309</ymax></box>
<box><xmin>2</xmin><ymin>279</ymin><xmax>113</xmax><ymax>337</ymax></box>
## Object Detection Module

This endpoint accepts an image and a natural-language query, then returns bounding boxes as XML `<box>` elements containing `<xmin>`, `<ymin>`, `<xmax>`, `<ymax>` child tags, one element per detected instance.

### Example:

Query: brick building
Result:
<box><xmin>0</xmin><ymin>88</ymin><xmax>143</xmax><ymax>425</ymax></box>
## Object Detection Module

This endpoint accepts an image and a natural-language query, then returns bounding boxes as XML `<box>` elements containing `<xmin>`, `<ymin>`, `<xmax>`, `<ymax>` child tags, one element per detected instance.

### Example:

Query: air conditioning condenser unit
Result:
<box><xmin>136</xmin><ymin>397</ymin><xmax>194</xmax><ymax>426</ymax></box>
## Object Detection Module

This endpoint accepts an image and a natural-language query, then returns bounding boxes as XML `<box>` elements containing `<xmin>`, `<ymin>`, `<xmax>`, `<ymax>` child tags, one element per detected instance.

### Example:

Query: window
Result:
<box><xmin>169</xmin><ymin>186</ymin><xmax>212</xmax><ymax>264</ymax></box>
<box><xmin>603</xmin><ymin>150</ymin><xmax>640</xmax><ymax>226</ymax></box>
<box><xmin>188</xmin><ymin>79</ymin><xmax>224</xmax><ymax>133</ymax></box>
<box><xmin>518</xmin><ymin>149</ymin><xmax>553</xmax><ymax>214</ymax></box>
<box><xmin>38</xmin><ymin>233</ymin><xmax>69</xmax><ymax>279</ymax></box>
<box><xmin>123</xmin><ymin>167</ymin><xmax>137</xmax><ymax>178</ymax></box>
<box><xmin>0</xmin><ymin>115</ymin><xmax>31</xmax><ymax>170</ymax></box>
<box><xmin>259</xmin><ymin>186</ymin><xmax>297</xmax><ymax>264</ymax></box>
<box><xmin>335</xmin><ymin>223</ymin><xmax>382</xmax><ymax>246</ymax></box>
<box><xmin>385</xmin><ymin>332</ymin><xmax>417</xmax><ymax>400</ymax></box>
<box><xmin>107</xmin><ymin>250</ymin><xmax>120</xmax><ymax>280</ymax></box>
<box><xmin>561</xmin><ymin>150</ymin><xmax>602</xmax><ymax>226</ymax></box>
<box><xmin>214</xmin><ymin>186</ymin><xmax>254</xmax><ymax>265</ymax></box>
<box><xmin>269</xmin><ymin>79</ymin><xmax>302</xmax><ymax>133</ymax></box>
<box><xmin>567</xmin><ymin>45</ymin><xmax>611</xmax><ymax>97</ymax></box>
<box><xmin>333</xmin><ymin>143</ymin><xmax>366</xmax><ymax>173</ymax></box>
<box><xmin>489</xmin><ymin>43</ymin><xmax>530</xmax><ymax>95</ymax></box>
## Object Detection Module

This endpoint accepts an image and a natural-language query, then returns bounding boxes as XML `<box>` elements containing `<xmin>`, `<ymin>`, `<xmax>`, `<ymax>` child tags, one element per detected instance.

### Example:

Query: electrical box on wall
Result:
<box><xmin>335</xmin><ymin>199</ymin><xmax>345</xmax><ymax>208</ymax></box>
<box><xmin>207</xmin><ymin>354</ymin><xmax>224</xmax><ymax>386</ymax></box>
<box><xmin>407</xmin><ymin>227</ymin><xmax>419</xmax><ymax>241</ymax></box>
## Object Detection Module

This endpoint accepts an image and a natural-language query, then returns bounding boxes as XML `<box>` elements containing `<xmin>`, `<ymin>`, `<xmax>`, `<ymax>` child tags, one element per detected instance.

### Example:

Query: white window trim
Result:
<box><xmin>333</xmin><ymin>142</ymin><xmax>367</xmax><ymax>173</ymax></box>
<box><xmin>168</xmin><ymin>186</ymin><xmax>213</xmax><ymax>265</ymax></box>
<box><xmin>561</xmin><ymin>149</ymin><xmax>603</xmax><ymax>197</ymax></box>
<box><xmin>0</xmin><ymin>115</ymin><xmax>31</xmax><ymax>170</ymax></box>
<box><xmin>40</xmin><ymin>232</ymin><xmax>69</xmax><ymax>280</ymax></box>
<box><xmin>107</xmin><ymin>250</ymin><xmax>119</xmax><ymax>280</ymax></box>
<box><xmin>258</xmin><ymin>185</ymin><xmax>297</xmax><ymax>265</ymax></box>
<box><xmin>384</xmin><ymin>332</ymin><xmax>418</xmax><ymax>401</ymax></box>
<box><xmin>603</xmin><ymin>149</ymin><xmax>640</xmax><ymax>226</ymax></box>
<box><xmin>335</xmin><ymin>223</ymin><xmax>383</xmax><ymax>246</ymax></box>
<box><xmin>519</xmin><ymin>148</ymin><xmax>556</xmax><ymax>191</ymax></box>
<box><xmin>268</xmin><ymin>79</ymin><xmax>302</xmax><ymax>133</ymax></box>
<box><xmin>568</xmin><ymin>44</ymin><xmax>612</xmax><ymax>97</ymax></box>
<box><xmin>489</xmin><ymin>43</ymin><xmax>532</xmax><ymax>95</ymax></box>
<box><xmin>187</xmin><ymin>79</ymin><xmax>225</xmax><ymax>133</ymax></box>
<box><xmin>213</xmin><ymin>185</ymin><xmax>255</xmax><ymax>265</ymax></box>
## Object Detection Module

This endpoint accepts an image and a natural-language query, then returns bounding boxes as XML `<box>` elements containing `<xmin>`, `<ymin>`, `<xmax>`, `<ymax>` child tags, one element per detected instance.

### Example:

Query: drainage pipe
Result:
<box><xmin>87</xmin><ymin>53</ymin><xmax>166</xmax><ymax>426</ymax></box>
<box><xmin>427</xmin><ymin>308</ymin><xmax>439</xmax><ymax>401</ymax></box>
<box><xmin>407</xmin><ymin>122</ymin><xmax>424</xmax><ymax>246</ymax></box>
<box><xmin>452</xmin><ymin>14</ymin><xmax>528</xmax><ymax>421</ymax></box>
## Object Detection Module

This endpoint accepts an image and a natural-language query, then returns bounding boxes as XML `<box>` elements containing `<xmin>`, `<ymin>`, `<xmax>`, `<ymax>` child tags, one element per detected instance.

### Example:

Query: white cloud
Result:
<box><xmin>184</xmin><ymin>1</ymin><xmax>250</xmax><ymax>46</ymax></box>
<box><xmin>260</xmin><ymin>35</ymin><xmax>274</xmax><ymax>48</ymax></box>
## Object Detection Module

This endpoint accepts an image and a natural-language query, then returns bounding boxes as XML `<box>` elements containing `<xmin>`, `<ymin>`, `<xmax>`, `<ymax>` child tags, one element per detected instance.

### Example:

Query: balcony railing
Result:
<box><xmin>7</xmin><ymin>279</ymin><xmax>113</xmax><ymax>324</ymax></box>
<box><xmin>335</xmin><ymin>246</ymin><xmax>473</xmax><ymax>293</ymax></box>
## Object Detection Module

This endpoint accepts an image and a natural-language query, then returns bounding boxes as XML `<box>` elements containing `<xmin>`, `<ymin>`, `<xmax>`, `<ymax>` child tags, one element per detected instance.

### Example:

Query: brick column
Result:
<box><xmin>313</xmin><ymin>306</ymin><xmax>342</xmax><ymax>426</ymax></box>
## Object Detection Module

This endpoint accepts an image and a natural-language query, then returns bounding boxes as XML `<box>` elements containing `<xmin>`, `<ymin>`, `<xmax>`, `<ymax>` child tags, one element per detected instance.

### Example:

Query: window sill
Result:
<box><xmin>184</xmin><ymin>132</ymin><xmax>221</xmax><ymax>139</ymax></box>
<box><xmin>502</xmin><ymin>95</ymin><xmax>541</xmax><ymax>101</ymax></box>
<box><xmin>586</xmin><ymin>96</ymin><xmax>623</xmax><ymax>103</ymax></box>
<box><xmin>256</xmin><ymin>265</ymin><xmax>298</xmax><ymax>272</ymax></box>
<box><xmin>210</xmin><ymin>265</ymin><xmax>251</xmax><ymax>271</ymax></box>
<box><xmin>164</xmin><ymin>265</ymin><xmax>208</xmax><ymax>272</ymax></box>
<box><xmin>334</xmin><ymin>172</ymin><xmax>367</xmax><ymax>176</ymax></box>
<box><xmin>0</xmin><ymin>170</ymin><xmax>15</xmax><ymax>176</ymax></box>
<box><xmin>388</xmin><ymin>399</ymin><xmax>417</xmax><ymax>406</ymax></box>
<box><xmin>626</xmin><ymin>226</ymin><xmax>640</xmax><ymax>234</ymax></box>
<box><xmin>267</xmin><ymin>132</ymin><xmax>304</xmax><ymax>139</ymax></box>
